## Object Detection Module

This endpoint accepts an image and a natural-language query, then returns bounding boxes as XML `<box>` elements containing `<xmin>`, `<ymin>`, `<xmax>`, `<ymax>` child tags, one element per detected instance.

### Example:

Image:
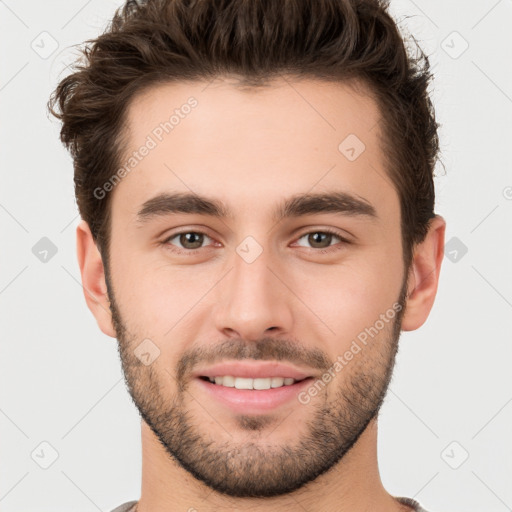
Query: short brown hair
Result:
<box><xmin>48</xmin><ymin>0</ymin><xmax>442</xmax><ymax>269</ymax></box>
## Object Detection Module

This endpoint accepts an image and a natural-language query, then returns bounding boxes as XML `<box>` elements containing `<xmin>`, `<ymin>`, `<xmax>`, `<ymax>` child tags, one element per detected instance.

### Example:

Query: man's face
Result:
<box><xmin>106</xmin><ymin>77</ymin><xmax>408</xmax><ymax>497</ymax></box>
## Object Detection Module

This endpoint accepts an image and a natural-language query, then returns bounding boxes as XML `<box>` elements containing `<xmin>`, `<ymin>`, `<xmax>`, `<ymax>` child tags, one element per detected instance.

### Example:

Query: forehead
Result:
<box><xmin>112</xmin><ymin>76</ymin><xmax>398</xmax><ymax>225</ymax></box>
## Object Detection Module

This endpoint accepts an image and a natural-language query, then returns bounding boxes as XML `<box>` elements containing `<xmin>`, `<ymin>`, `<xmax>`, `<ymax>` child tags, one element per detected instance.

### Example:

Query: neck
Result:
<box><xmin>135</xmin><ymin>418</ymin><xmax>410</xmax><ymax>512</ymax></box>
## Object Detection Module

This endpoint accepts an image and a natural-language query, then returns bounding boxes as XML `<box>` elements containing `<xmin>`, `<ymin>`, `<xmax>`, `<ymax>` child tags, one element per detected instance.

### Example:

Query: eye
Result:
<box><xmin>294</xmin><ymin>229</ymin><xmax>349</xmax><ymax>251</ymax></box>
<box><xmin>163</xmin><ymin>231</ymin><xmax>214</xmax><ymax>253</ymax></box>
<box><xmin>162</xmin><ymin>228</ymin><xmax>350</xmax><ymax>255</ymax></box>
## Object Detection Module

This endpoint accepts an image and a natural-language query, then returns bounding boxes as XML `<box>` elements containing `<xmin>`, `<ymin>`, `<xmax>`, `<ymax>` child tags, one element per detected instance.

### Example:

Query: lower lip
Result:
<box><xmin>195</xmin><ymin>377</ymin><xmax>314</xmax><ymax>414</ymax></box>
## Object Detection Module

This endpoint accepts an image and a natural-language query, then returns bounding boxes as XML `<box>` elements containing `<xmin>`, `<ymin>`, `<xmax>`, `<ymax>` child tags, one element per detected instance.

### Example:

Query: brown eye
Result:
<box><xmin>179</xmin><ymin>232</ymin><xmax>204</xmax><ymax>249</ymax></box>
<box><xmin>295</xmin><ymin>230</ymin><xmax>345</xmax><ymax>250</ymax></box>
<box><xmin>308</xmin><ymin>232</ymin><xmax>334</xmax><ymax>249</ymax></box>
<box><xmin>165</xmin><ymin>231</ymin><xmax>212</xmax><ymax>251</ymax></box>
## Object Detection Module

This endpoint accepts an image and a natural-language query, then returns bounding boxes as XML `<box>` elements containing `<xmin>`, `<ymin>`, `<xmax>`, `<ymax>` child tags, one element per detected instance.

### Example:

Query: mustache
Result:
<box><xmin>176</xmin><ymin>337</ymin><xmax>332</xmax><ymax>384</ymax></box>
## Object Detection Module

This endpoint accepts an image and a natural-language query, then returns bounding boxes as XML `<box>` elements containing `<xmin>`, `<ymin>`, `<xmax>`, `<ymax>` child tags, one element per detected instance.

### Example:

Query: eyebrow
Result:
<box><xmin>136</xmin><ymin>191</ymin><xmax>378</xmax><ymax>225</ymax></box>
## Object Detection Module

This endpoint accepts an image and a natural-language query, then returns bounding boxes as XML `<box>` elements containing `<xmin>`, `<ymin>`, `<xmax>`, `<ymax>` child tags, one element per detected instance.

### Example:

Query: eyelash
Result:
<box><xmin>161</xmin><ymin>228</ymin><xmax>350</xmax><ymax>256</ymax></box>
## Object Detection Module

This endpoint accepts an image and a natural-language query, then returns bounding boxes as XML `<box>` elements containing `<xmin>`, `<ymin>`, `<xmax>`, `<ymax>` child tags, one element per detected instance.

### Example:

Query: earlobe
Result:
<box><xmin>76</xmin><ymin>220</ymin><xmax>117</xmax><ymax>338</ymax></box>
<box><xmin>401</xmin><ymin>215</ymin><xmax>446</xmax><ymax>332</ymax></box>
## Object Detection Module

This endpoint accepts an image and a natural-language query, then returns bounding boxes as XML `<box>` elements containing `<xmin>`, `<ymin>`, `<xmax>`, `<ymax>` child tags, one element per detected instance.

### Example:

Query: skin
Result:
<box><xmin>76</xmin><ymin>77</ymin><xmax>445</xmax><ymax>512</ymax></box>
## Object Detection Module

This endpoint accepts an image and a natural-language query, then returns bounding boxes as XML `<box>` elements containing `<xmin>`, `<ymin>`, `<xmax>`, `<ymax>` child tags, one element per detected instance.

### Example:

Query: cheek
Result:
<box><xmin>111</xmin><ymin>248</ymin><xmax>217</xmax><ymax>333</ymax></box>
<box><xmin>109</xmin><ymin>223</ymin><xmax>404</xmax><ymax>342</ymax></box>
<box><xmin>297</xmin><ymin>255</ymin><xmax>403</xmax><ymax>348</ymax></box>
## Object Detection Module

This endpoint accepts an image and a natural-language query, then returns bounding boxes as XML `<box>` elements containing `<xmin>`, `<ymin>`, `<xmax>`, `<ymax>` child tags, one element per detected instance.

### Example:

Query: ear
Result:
<box><xmin>76</xmin><ymin>220</ymin><xmax>117</xmax><ymax>338</ymax></box>
<box><xmin>401</xmin><ymin>215</ymin><xmax>446</xmax><ymax>331</ymax></box>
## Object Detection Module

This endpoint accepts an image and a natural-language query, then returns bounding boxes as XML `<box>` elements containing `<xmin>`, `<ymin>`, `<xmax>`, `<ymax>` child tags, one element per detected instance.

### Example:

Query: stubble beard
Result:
<box><xmin>106</xmin><ymin>271</ymin><xmax>407</xmax><ymax>498</ymax></box>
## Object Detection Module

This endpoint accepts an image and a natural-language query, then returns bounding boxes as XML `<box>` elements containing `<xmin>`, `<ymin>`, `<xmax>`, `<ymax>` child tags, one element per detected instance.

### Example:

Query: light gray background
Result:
<box><xmin>1</xmin><ymin>1</ymin><xmax>511</xmax><ymax>510</ymax></box>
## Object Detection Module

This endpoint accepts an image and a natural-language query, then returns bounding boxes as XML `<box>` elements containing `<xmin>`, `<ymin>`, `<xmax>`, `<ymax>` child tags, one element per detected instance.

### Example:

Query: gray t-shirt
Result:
<box><xmin>111</xmin><ymin>496</ymin><xmax>430</xmax><ymax>511</ymax></box>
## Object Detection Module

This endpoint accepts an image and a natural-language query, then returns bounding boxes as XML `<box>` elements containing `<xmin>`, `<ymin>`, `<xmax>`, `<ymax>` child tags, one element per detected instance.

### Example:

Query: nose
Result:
<box><xmin>213</xmin><ymin>245</ymin><xmax>294</xmax><ymax>342</ymax></box>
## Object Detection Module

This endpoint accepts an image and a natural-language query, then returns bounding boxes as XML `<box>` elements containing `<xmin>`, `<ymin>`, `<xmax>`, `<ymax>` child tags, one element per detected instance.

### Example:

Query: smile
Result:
<box><xmin>200</xmin><ymin>375</ymin><xmax>306</xmax><ymax>390</ymax></box>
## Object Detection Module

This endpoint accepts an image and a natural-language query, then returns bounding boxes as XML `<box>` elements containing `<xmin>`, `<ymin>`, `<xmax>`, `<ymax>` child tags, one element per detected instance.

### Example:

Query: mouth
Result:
<box><xmin>193</xmin><ymin>362</ymin><xmax>316</xmax><ymax>414</ymax></box>
<box><xmin>198</xmin><ymin>375</ymin><xmax>309</xmax><ymax>390</ymax></box>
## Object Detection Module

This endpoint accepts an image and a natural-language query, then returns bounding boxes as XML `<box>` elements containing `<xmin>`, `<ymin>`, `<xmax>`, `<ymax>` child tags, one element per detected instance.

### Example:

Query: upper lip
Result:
<box><xmin>193</xmin><ymin>361</ymin><xmax>314</xmax><ymax>380</ymax></box>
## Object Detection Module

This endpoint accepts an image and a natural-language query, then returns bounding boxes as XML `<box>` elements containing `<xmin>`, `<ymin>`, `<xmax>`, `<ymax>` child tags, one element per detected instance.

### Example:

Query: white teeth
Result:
<box><xmin>221</xmin><ymin>375</ymin><xmax>235</xmax><ymax>387</ymax></box>
<box><xmin>206</xmin><ymin>376</ymin><xmax>298</xmax><ymax>389</ymax></box>
<box><xmin>234</xmin><ymin>377</ymin><xmax>253</xmax><ymax>390</ymax></box>
<box><xmin>271</xmin><ymin>377</ymin><xmax>284</xmax><ymax>388</ymax></box>
<box><xmin>254</xmin><ymin>378</ymin><xmax>272</xmax><ymax>390</ymax></box>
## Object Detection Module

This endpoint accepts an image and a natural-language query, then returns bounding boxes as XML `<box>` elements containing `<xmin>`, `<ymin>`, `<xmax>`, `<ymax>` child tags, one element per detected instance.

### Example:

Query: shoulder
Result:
<box><xmin>395</xmin><ymin>496</ymin><xmax>430</xmax><ymax>512</ymax></box>
<box><xmin>110</xmin><ymin>501</ymin><xmax>138</xmax><ymax>512</ymax></box>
